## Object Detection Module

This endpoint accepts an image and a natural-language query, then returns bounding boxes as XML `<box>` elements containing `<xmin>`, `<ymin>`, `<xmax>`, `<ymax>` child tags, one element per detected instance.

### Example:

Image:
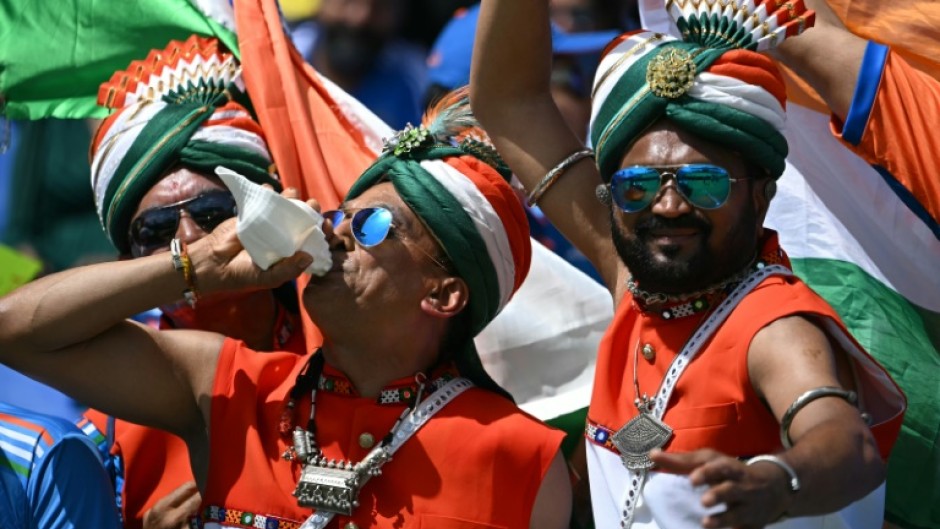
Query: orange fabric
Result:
<box><xmin>588</xmin><ymin>236</ymin><xmax>903</xmax><ymax>460</ymax></box>
<box><xmin>235</xmin><ymin>0</ymin><xmax>383</xmax><ymax>354</ymax></box>
<box><xmin>85</xmin><ymin>410</ymin><xmax>190</xmax><ymax>529</ymax></box>
<box><xmin>832</xmin><ymin>50</ymin><xmax>940</xmax><ymax>224</ymax></box>
<box><xmin>708</xmin><ymin>51</ymin><xmax>788</xmax><ymax>108</ymax></box>
<box><xmin>85</xmin><ymin>320</ymin><xmax>305</xmax><ymax>529</ymax></box>
<box><xmin>444</xmin><ymin>155</ymin><xmax>531</xmax><ymax>293</ymax></box>
<box><xmin>205</xmin><ymin>340</ymin><xmax>564</xmax><ymax>527</ymax></box>
<box><xmin>780</xmin><ymin>0</ymin><xmax>940</xmax><ymax>113</ymax></box>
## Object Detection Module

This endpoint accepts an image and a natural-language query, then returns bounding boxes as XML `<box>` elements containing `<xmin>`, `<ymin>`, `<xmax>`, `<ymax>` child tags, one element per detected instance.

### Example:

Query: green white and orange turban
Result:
<box><xmin>346</xmin><ymin>90</ymin><xmax>531</xmax><ymax>399</ymax></box>
<box><xmin>90</xmin><ymin>35</ymin><xmax>279</xmax><ymax>253</ymax></box>
<box><xmin>589</xmin><ymin>0</ymin><xmax>816</xmax><ymax>181</ymax></box>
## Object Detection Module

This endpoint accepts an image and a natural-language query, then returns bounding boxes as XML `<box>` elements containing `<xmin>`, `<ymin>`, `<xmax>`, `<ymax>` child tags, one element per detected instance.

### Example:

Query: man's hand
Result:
<box><xmin>142</xmin><ymin>481</ymin><xmax>202</xmax><ymax>529</ymax></box>
<box><xmin>651</xmin><ymin>449</ymin><xmax>793</xmax><ymax>529</ymax></box>
<box><xmin>188</xmin><ymin>188</ymin><xmax>319</xmax><ymax>295</ymax></box>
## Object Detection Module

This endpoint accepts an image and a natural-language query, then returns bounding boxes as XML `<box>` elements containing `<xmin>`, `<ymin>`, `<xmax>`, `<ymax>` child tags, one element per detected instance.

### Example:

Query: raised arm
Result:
<box><xmin>0</xmin><ymin>219</ymin><xmax>311</xmax><ymax>442</ymax></box>
<box><xmin>772</xmin><ymin>0</ymin><xmax>865</xmax><ymax>121</ymax></box>
<box><xmin>471</xmin><ymin>0</ymin><xmax>622</xmax><ymax>292</ymax></box>
<box><xmin>775</xmin><ymin>0</ymin><xmax>940</xmax><ymax>224</ymax></box>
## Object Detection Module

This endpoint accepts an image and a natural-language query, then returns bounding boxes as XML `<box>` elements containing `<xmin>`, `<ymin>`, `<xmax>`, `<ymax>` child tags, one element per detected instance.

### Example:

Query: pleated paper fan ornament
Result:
<box><xmin>97</xmin><ymin>35</ymin><xmax>244</xmax><ymax>111</ymax></box>
<box><xmin>666</xmin><ymin>0</ymin><xmax>816</xmax><ymax>51</ymax></box>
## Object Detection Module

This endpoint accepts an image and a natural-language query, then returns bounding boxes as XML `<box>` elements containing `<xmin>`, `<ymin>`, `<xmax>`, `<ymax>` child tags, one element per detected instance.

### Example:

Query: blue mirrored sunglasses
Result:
<box><xmin>608</xmin><ymin>164</ymin><xmax>745</xmax><ymax>213</ymax></box>
<box><xmin>322</xmin><ymin>207</ymin><xmax>452</xmax><ymax>271</ymax></box>
<box><xmin>322</xmin><ymin>207</ymin><xmax>396</xmax><ymax>248</ymax></box>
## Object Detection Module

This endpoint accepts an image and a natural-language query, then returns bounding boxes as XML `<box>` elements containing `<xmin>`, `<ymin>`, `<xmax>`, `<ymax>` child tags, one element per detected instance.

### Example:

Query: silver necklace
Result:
<box><xmin>282</xmin><ymin>355</ymin><xmax>432</xmax><ymax>516</ymax></box>
<box><xmin>610</xmin><ymin>342</ymin><xmax>674</xmax><ymax>470</ymax></box>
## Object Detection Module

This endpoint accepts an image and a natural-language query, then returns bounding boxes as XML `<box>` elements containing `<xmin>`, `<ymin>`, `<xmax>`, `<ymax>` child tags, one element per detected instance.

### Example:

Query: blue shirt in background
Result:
<box><xmin>0</xmin><ymin>403</ymin><xmax>121</xmax><ymax>529</ymax></box>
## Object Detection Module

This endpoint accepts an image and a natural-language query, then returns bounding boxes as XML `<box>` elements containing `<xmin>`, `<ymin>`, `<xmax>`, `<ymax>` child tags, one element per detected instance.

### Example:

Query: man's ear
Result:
<box><xmin>753</xmin><ymin>178</ymin><xmax>776</xmax><ymax>226</ymax></box>
<box><xmin>421</xmin><ymin>277</ymin><xmax>469</xmax><ymax>319</ymax></box>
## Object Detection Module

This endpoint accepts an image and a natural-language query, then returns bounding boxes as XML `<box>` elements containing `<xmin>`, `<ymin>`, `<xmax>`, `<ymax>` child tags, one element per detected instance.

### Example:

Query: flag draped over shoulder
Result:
<box><xmin>639</xmin><ymin>1</ymin><xmax>940</xmax><ymax>527</ymax></box>
<box><xmin>0</xmin><ymin>0</ymin><xmax>238</xmax><ymax>120</ymax></box>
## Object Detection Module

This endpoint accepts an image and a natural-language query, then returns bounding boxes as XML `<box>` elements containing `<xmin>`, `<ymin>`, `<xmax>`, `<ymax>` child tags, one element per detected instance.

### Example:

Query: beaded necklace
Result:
<box><xmin>278</xmin><ymin>352</ymin><xmax>456</xmax><ymax>517</ymax></box>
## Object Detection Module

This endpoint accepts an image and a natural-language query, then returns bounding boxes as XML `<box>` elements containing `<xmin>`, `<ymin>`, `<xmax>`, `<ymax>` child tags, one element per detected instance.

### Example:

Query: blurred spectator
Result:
<box><xmin>551</xmin><ymin>0</ymin><xmax>601</xmax><ymax>32</ymax></box>
<box><xmin>0</xmin><ymin>403</ymin><xmax>121</xmax><ymax>529</ymax></box>
<box><xmin>403</xmin><ymin>0</ymin><xmax>477</xmax><ymax>48</ymax></box>
<box><xmin>292</xmin><ymin>0</ymin><xmax>428</xmax><ymax>128</ymax></box>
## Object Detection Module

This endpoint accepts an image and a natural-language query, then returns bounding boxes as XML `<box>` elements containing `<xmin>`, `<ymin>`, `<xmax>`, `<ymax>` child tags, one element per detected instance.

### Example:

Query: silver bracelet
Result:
<box><xmin>526</xmin><ymin>149</ymin><xmax>594</xmax><ymax>207</ymax></box>
<box><xmin>780</xmin><ymin>386</ymin><xmax>858</xmax><ymax>448</ymax></box>
<box><xmin>746</xmin><ymin>454</ymin><xmax>801</xmax><ymax>493</ymax></box>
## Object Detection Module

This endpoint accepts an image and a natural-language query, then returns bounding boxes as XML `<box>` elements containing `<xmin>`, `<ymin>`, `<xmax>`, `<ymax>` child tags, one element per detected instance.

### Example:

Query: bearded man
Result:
<box><xmin>472</xmin><ymin>0</ymin><xmax>906</xmax><ymax>527</ymax></box>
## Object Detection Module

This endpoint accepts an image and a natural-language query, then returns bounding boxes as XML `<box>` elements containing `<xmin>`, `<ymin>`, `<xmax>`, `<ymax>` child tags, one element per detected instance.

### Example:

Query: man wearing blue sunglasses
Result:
<box><xmin>474</xmin><ymin>1</ymin><xmax>905</xmax><ymax>529</ymax></box>
<box><xmin>0</xmin><ymin>91</ymin><xmax>571</xmax><ymax>528</ymax></box>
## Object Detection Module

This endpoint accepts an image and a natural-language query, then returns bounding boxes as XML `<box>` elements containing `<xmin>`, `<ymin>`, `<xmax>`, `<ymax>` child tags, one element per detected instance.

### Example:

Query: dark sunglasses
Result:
<box><xmin>129</xmin><ymin>191</ymin><xmax>237</xmax><ymax>256</ymax></box>
<box><xmin>322</xmin><ymin>207</ymin><xmax>451</xmax><ymax>271</ymax></box>
<box><xmin>608</xmin><ymin>164</ymin><xmax>745</xmax><ymax>213</ymax></box>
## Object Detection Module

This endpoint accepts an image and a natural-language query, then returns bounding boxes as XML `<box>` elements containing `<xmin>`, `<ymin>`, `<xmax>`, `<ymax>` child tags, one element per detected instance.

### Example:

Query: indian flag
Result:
<box><xmin>637</xmin><ymin>1</ymin><xmax>940</xmax><ymax>527</ymax></box>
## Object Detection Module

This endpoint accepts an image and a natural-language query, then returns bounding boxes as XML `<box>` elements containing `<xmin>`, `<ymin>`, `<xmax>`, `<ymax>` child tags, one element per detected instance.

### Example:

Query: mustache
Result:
<box><xmin>634</xmin><ymin>214</ymin><xmax>710</xmax><ymax>236</ymax></box>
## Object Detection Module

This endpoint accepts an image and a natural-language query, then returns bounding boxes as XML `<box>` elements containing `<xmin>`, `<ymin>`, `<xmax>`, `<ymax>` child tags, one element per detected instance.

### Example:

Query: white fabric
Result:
<box><xmin>588</xmin><ymin>443</ymin><xmax>888</xmax><ymax>529</ymax></box>
<box><xmin>90</xmin><ymin>100</ymin><xmax>167</xmax><ymax>226</ymax></box>
<box><xmin>479</xmin><ymin>241</ymin><xmax>611</xmax><ymax>417</ymax></box>
<box><xmin>770</xmin><ymin>105</ymin><xmax>940</xmax><ymax>312</ymax></box>
<box><xmin>688</xmin><ymin>72</ymin><xmax>786</xmax><ymax>134</ymax></box>
<box><xmin>590</xmin><ymin>31</ymin><xmax>674</xmax><ymax>130</ymax></box>
<box><xmin>190</xmin><ymin>124</ymin><xmax>273</xmax><ymax>162</ymax></box>
<box><xmin>418</xmin><ymin>159</ymin><xmax>516</xmax><ymax>311</ymax></box>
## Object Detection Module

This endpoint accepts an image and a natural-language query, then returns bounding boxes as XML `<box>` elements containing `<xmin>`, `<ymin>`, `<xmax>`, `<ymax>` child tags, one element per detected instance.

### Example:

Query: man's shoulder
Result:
<box><xmin>445</xmin><ymin>387</ymin><xmax>563</xmax><ymax>435</ymax></box>
<box><xmin>0</xmin><ymin>404</ymin><xmax>85</xmax><ymax>450</ymax></box>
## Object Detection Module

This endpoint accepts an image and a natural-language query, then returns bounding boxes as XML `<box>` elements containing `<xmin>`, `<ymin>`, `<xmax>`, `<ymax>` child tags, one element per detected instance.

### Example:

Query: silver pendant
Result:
<box><xmin>293</xmin><ymin>459</ymin><xmax>362</xmax><ymax>515</ymax></box>
<box><xmin>293</xmin><ymin>448</ymin><xmax>390</xmax><ymax>515</ymax></box>
<box><xmin>612</xmin><ymin>412</ymin><xmax>673</xmax><ymax>470</ymax></box>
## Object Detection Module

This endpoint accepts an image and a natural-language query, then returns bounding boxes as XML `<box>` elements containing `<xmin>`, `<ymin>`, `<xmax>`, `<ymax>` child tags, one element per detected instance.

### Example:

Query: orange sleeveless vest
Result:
<box><xmin>588</xmin><ymin>256</ymin><xmax>903</xmax><ymax>460</ymax></box>
<box><xmin>199</xmin><ymin>339</ymin><xmax>563</xmax><ymax>528</ymax></box>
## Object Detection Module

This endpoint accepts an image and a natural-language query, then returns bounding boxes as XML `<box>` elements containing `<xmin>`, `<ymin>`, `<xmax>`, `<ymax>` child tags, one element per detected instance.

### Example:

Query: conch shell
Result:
<box><xmin>216</xmin><ymin>167</ymin><xmax>331</xmax><ymax>276</ymax></box>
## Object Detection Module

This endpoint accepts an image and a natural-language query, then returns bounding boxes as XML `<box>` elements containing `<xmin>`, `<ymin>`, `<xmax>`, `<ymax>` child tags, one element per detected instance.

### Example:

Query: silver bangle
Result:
<box><xmin>526</xmin><ymin>149</ymin><xmax>594</xmax><ymax>207</ymax></box>
<box><xmin>780</xmin><ymin>386</ymin><xmax>858</xmax><ymax>449</ymax></box>
<box><xmin>746</xmin><ymin>454</ymin><xmax>801</xmax><ymax>493</ymax></box>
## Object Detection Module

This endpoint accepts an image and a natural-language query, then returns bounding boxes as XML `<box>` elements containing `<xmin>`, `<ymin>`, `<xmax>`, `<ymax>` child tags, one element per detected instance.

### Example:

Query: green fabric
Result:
<box><xmin>589</xmin><ymin>41</ymin><xmax>787</xmax><ymax>181</ymax></box>
<box><xmin>791</xmin><ymin>257</ymin><xmax>940</xmax><ymax>529</ymax></box>
<box><xmin>346</xmin><ymin>146</ymin><xmax>511</xmax><ymax>400</ymax></box>
<box><xmin>103</xmin><ymin>103</ymin><xmax>279</xmax><ymax>254</ymax></box>
<box><xmin>545</xmin><ymin>406</ymin><xmax>589</xmax><ymax>460</ymax></box>
<box><xmin>0</xmin><ymin>0</ymin><xmax>237</xmax><ymax>120</ymax></box>
<box><xmin>0</xmin><ymin>244</ymin><xmax>41</xmax><ymax>295</ymax></box>
<box><xmin>1</xmin><ymin>119</ymin><xmax>114</xmax><ymax>269</ymax></box>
